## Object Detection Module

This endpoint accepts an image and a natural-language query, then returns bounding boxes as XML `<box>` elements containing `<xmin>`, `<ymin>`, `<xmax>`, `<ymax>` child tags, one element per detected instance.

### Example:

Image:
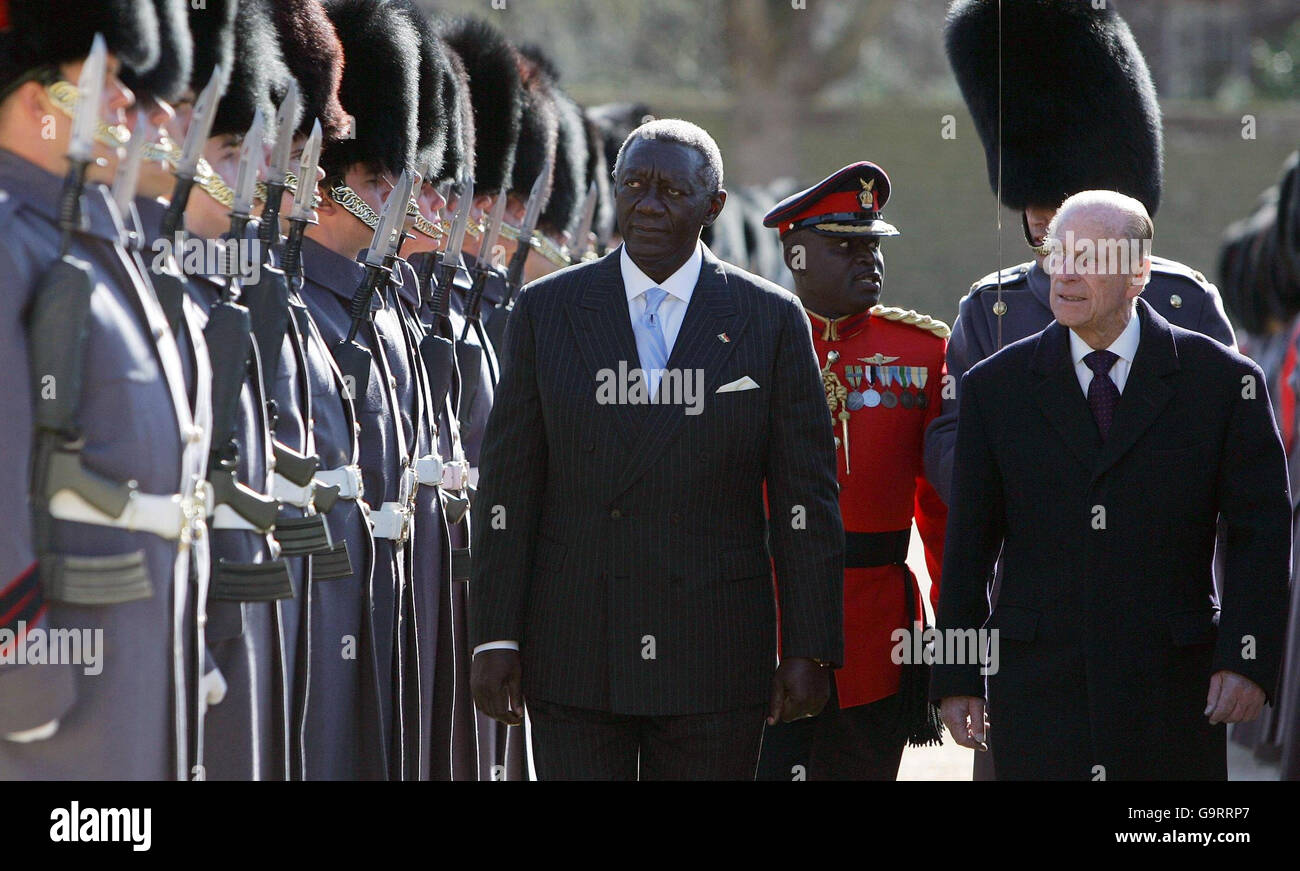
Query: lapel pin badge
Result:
<box><xmin>717</xmin><ymin>332</ymin><xmax>730</xmax><ymax>343</ymax></box>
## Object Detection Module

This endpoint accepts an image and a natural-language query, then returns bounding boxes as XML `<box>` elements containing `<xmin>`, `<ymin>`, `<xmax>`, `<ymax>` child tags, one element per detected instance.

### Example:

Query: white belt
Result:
<box><xmin>49</xmin><ymin>484</ymin><xmax>207</xmax><ymax>542</ymax></box>
<box><xmin>435</xmin><ymin>457</ymin><xmax>471</xmax><ymax>491</ymax></box>
<box><xmin>273</xmin><ymin>472</ymin><xmax>315</xmax><ymax>508</ymax></box>
<box><xmin>315</xmin><ymin>465</ymin><xmax>363</xmax><ymax>501</ymax></box>
<box><xmin>211</xmin><ymin>504</ymin><xmax>264</xmax><ymax>532</ymax></box>
<box><xmin>368</xmin><ymin>501</ymin><xmax>410</xmax><ymax>542</ymax></box>
<box><xmin>412</xmin><ymin>454</ymin><xmax>444</xmax><ymax>487</ymax></box>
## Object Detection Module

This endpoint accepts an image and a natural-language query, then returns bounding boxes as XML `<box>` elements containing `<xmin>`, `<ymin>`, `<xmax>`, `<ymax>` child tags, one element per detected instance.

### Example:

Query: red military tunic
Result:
<box><xmin>806</xmin><ymin>304</ymin><xmax>949</xmax><ymax>709</ymax></box>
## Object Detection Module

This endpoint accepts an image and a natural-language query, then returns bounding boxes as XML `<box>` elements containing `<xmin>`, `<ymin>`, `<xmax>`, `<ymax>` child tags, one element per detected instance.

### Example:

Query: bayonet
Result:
<box><xmin>229</xmin><ymin>108</ymin><xmax>264</xmax><ymax>225</ymax></box>
<box><xmin>55</xmin><ymin>33</ymin><xmax>106</xmax><ymax>254</ymax></box>
<box><xmin>461</xmin><ymin>191</ymin><xmax>508</xmax><ymax>340</ymax></box>
<box><xmin>280</xmin><ymin>120</ymin><xmax>321</xmax><ymax>281</ymax></box>
<box><xmin>68</xmin><ymin>34</ymin><xmax>105</xmax><ymax>166</ymax></box>
<box><xmin>390</xmin><ymin>170</ymin><xmax>420</xmax><ymax>259</ymax></box>
<box><xmin>221</xmin><ymin>107</ymin><xmax>264</xmax><ymax>293</ymax></box>
<box><xmin>425</xmin><ymin>173</ymin><xmax>474</xmax><ymax>319</ymax></box>
<box><xmin>496</xmin><ymin>157</ymin><xmax>553</xmax><ymax>324</ymax></box>
<box><xmin>111</xmin><ymin>110</ymin><xmax>152</xmax><ymax>215</ymax></box>
<box><xmin>259</xmin><ymin>79</ymin><xmax>300</xmax><ymax>247</ymax></box>
<box><xmin>334</xmin><ymin>171</ymin><xmax>412</xmax><ymax>399</ymax></box>
<box><xmin>161</xmin><ymin>65</ymin><xmax>223</xmax><ymax>239</ymax></box>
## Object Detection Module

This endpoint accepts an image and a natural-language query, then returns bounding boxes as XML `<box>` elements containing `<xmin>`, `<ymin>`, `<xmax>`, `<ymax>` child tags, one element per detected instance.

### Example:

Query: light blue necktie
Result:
<box><xmin>642</xmin><ymin>287</ymin><xmax>670</xmax><ymax>395</ymax></box>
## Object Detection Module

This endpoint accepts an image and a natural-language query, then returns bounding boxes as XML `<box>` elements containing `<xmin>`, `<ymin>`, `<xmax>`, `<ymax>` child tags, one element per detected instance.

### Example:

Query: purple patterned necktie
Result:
<box><xmin>1084</xmin><ymin>349</ymin><xmax>1121</xmax><ymax>439</ymax></box>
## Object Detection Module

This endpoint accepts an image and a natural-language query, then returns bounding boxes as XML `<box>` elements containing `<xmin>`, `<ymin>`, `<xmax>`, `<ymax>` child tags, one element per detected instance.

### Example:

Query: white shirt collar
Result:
<box><xmin>621</xmin><ymin>240</ymin><xmax>703</xmax><ymax>305</ymax></box>
<box><xmin>1069</xmin><ymin>308</ymin><xmax>1142</xmax><ymax>367</ymax></box>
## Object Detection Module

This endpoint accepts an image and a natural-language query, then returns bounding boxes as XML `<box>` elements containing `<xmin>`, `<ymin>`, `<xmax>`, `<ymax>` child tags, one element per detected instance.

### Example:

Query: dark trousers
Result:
<box><xmin>526</xmin><ymin>698</ymin><xmax>767</xmax><ymax>780</ymax></box>
<box><xmin>810</xmin><ymin>689</ymin><xmax>906</xmax><ymax>780</ymax></box>
<box><xmin>757</xmin><ymin>687</ymin><xmax>906</xmax><ymax>781</ymax></box>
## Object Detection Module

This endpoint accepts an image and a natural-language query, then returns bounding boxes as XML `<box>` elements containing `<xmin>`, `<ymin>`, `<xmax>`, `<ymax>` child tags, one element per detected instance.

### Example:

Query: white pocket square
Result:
<box><xmin>716</xmin><ymin>376</ymin><xmax>760</xmax><ymax>393</ymax></box>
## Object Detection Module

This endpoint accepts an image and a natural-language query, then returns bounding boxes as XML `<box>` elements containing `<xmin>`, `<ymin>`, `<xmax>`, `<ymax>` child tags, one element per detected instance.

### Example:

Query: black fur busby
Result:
<box><xmin>439</xmin><ymin>17</ymin><xmax>522</xmax><ymax>195</ymax></box>
<box><xmin>586</xmin><ymin>101</ymin><xmax>655</xmax><ymax>179</ymax></box>
<box><xmin>271</xmin><ymin>0</ymin><xmax>348</xmax><ymax>141</ymax></box>
<box><xmin>393</xmin><ymin>0</ymin><xmax>451</xmax><ymax>184</ymax></box>
<box><xmin>540</xmin><ymin>90</ymin><xmax>588</xmax><ymax>237</ymax></box>
<box><xmin>945</xmin><ymin>0</ymin><xmax>1163</xmax><ymax>214</ymax></box>
<box><xmin>1218</xmin><ymin>152</ymin><xmax>1300</xmax><ymax>333</ymax></box>
<box><xmin>1</xmin><ymin>0</ymin><xmax>158</xmax><ymax>96</ymax></box>
<box><xmin>434</xmin><ymin>41</ymin><xmax>474</xmax><ymax>184</ymax></box>
<box><xmin>322</xmin><ymin>0</ymin><xmax>420</xmax><ymax>178</ymax></box>
<box><xmin>121</xmin><ymin>0</ymin><xmax>191</xmax><ymax>103</ymax></box>
<box><xmin>210</xmin><ymin>0</ymin><xmax>296</xmax><ymax>141</ymax></box>
<box><xmin>186</xmin><ymin>0</ymin><xmax>237</xmax><ymax>100</ymax></box>
<box><xmin>518</xmin><ymin>43</ymin><xmax>584</xmax><ymax>235</ymax></box>
<box><xmin>510</xmin><ymin>49</ymin><xmax>557</xmax><ymax>209</ymax></box>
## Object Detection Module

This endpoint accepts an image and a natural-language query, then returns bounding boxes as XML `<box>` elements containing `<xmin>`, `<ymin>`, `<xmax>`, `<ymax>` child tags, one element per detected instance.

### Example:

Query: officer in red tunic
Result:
<box><xmin>758</xmin><ymin>162</ymin><xmax>949</xmax><ymax>780</ymax></box>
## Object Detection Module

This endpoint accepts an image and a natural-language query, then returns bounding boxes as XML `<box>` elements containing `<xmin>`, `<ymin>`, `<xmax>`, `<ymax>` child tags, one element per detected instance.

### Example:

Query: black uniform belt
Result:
<box><xmin>844</xmin><ymin>529</ymin><xmax>909</xmax><ymax>569</ymax></box>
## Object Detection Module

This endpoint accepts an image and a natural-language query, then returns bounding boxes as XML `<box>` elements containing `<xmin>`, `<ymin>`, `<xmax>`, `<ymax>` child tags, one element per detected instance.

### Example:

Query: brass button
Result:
<box><xmin>1169</xmin><ymin>294</ymin><xmax>1182</xmax><ymax>309</ymax></box>
<box><xmin>992</xmin><ymin>300</ymin><xmax>1007</xmax><ymax>316</ymax></box>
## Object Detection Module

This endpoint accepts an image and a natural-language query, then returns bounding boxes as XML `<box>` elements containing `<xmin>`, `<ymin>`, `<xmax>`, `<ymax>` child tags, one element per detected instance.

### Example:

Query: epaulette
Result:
<box><xmin>1149</xmin><ymin>256</ymin><xmax>1214</xmax><ymax>289</ymax></box>
<box><xmin>968</xmin><ymin>261</ymin><xmax>1031</xmax><ymax>293</ymax></box>
<box><xmin>869</xmin><ymin>304</ymin><xmax>952</xmax><ymax>340</ymax></box>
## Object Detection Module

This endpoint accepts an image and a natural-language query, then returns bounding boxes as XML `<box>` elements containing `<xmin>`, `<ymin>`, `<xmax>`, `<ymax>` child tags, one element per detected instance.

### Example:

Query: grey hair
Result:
<box><xmin>613</xmin><ymin>118</ymin><xmax>724</xmax><ymax>194</ymax></box>
<box><xmin>1049</xmin><ymin>189</ymin><xmax>1154</xmax><ymax>246</ymax></box>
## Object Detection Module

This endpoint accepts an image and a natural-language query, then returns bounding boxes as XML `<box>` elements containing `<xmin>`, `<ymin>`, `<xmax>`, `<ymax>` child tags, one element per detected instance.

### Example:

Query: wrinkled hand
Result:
<box><xmin>767</xmin><ymin>657</ymin><xmax>831</xmax><ymax>725</ymax></box>
<box><xmin>471</xmin><ymin>649</ymin><xmax>524</xmax><ymax>726</ymax></box>
<box><xmin>1205</xmin><ymin>670</ymin><xmax>1266</xmax><ymax>725</ymax></box>
<box><xmin>940</xmin><ymin>696</ymin><xmax>988</xmax><ymax>751</ymax></box>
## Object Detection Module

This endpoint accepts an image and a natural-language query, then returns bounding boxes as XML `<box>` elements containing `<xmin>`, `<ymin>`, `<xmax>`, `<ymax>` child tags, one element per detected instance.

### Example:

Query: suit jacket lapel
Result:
<box><xmin>566</xmin><ymin>250</ymin><xmax>644</xmax><ymax>449</ymax></box>
<box><xmin>1031</xmin><ymin>321</ymin><xmax>1103</xmax><ymax>472</ymax></box>
<box><xmin>612</xmin><ymin>248</ymin><xmax>746</xmax><ymax>498</ymax></box>
<box><xmin>1091</xmin><ymin>299</ymin><xmax>1178</xmax><ymax>482</ymax></box>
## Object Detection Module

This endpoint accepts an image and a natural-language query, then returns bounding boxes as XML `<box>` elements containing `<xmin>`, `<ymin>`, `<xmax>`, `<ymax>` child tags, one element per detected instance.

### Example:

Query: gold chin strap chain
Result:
<box><xmin>50</xmin><ymin>80</ymin><xmax>322</xmax><ymax>213</ymax></box>
<box><xmin>497</xmin><ymin>220</ymin><xmax>571</xmax><ymax>268</ymax></box>
<box><xmin>331</xmin><ymin>184</ymin><xmax>444</xmax><ymax>242</ymax></box>
<box><xmin>407</xmin><ymin>198</ymin><xmax>441</xmax><ymax>240</ymax></box>
<box><xmin>328</xmin><ymin>183</ymin><xmax>380</xmax><ymax>230</ymax></box>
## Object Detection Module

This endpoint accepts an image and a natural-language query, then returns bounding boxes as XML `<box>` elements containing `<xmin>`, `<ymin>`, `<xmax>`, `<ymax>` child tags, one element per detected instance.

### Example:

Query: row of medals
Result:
<box><xmin>827</xmin><ymin>349</ymin><xmax>929</xmax><ymax>411</ymax></box>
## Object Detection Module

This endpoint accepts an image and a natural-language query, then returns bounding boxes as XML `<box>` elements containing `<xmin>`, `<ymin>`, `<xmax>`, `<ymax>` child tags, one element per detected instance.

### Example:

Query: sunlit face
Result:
<box><xmin>1046</xmin><ymin>207</ymin><xmax>1146</xmax><ymax>341</ymax></box>
<box><xmin>401</xmin><ymin>180</ymin><xmax>447</xmax><ymax>255</ymax></box>
<box><xmin>785</xmin><ymin>229</ymin><xmax>884</xmax><ymax>318</ymax></box>
<box><xmin>127</xmin><ymin>97</ymin><xmax>176</xmax><ymax>199</ymax></box>
<box><xmin>329</xmin><ymin>162</ymin><xmax>395</xmax><ymax>257</ymax></box>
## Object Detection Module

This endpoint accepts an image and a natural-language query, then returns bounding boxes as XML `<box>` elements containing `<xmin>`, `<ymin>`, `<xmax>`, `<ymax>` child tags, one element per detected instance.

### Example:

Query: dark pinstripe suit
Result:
<box><xmin>471</xmin><ymin>245</ymin><xmax>843</xmax><ymax>776</ymax></box>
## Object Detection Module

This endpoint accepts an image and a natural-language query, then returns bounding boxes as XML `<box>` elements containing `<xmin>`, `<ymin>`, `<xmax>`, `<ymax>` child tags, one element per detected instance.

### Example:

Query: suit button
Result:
<box><xmin>584</xmin><ymin>442</ymin><xmax>595</xmax><ymax>453</ymax></box>
<box><xmin>670</xmin><ymin>512</ymin><xmax>681</xmax><ymax>525</ymax></box>
<box><xmin>609</xmin><ymin>508</ymin><xmax>623</xmax><ymax>519</ymax></box>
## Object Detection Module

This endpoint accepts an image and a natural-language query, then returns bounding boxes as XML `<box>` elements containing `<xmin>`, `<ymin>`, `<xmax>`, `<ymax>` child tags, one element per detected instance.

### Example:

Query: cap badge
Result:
<box><xmin>858</xmin><ymin>178</ymin><xmax>875</xmax><ymax>211</ymax></box>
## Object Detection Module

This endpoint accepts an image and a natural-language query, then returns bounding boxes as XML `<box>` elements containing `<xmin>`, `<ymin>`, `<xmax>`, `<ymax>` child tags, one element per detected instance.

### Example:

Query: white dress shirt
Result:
<box><xmin>621</xmin><ymin>239</ymin><xmax>702</xmax><ymax>362</ymax></box>
<box><xmin>472</xmin><ymin>242</ymin><xmax>705</xmax><ymax>659</ymax></box>
<box><xmin>1068</xmin><ymin>312</ymin><xmax>1141</xmax><ymax>396</ymax></box>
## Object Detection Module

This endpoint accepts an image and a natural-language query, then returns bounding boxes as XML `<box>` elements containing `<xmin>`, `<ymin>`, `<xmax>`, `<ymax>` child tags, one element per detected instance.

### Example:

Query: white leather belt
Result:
<box><xmin>412</xmin><ymin>454</ymin><xmax>443</xmax><ymax>487</ymax></box>
<box><xmin>316</xmin><ymin>465</ymin><xmax>363</xmax><ymax>500</ymax></box>
<box><xmin>438</xmin><ymin>458</ymin><xmax>471</xmax><ymax>491</ymax></box>
<box><xmin>273</xmin><ymin>472</ymin><xmax>315</xmax><ymax>508</ymax></box>
<box><xmin>49</xmin><ymin>483</ymin><xmax>208</xmax><ymax>542</ymax></box>
<box><xmin>368</xmin><ymin>501</ymin><xmax>410</xmax><ymax>542</ymax></box>
<box><xmin>211</xmin><ymin>504</ymin><xmax>264</xmax><ymax>532</ymax></box>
